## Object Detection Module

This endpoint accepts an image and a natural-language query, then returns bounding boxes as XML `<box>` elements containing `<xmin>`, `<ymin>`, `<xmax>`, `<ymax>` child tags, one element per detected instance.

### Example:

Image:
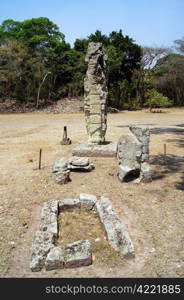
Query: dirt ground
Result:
<box><xmin>0</xmin><ymin>108</ymin><xmax>184</xmax><ymax>278</ymax></box>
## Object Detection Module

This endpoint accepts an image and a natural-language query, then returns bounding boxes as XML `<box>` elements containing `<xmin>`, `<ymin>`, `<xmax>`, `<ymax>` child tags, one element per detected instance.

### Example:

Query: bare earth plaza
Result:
<box><xmin>0</xmin><ymin>1</ymin><xmax>184</xmax><ymax>285</ymax></box>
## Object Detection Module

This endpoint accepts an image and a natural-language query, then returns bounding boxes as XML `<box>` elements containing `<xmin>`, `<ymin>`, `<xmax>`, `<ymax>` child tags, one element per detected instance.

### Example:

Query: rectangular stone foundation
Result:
<box><xmin>72</xmin><ymin>142</ymin><xmax>117</xmax><ymax>157</ymax></box>
<box><xmin>30</xmin><ymin>194</ymin><xmax>134</xmax><ymax>272</ymax></box>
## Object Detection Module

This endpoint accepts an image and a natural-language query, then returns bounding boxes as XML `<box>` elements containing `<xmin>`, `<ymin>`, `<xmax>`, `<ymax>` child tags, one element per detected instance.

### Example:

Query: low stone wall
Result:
<box><xmin>30</xmin><ymin>194</ymin><xmax>134</xmax><ymax>272</ymax></box>
<box><xmin>30</xmin><ymin>200</ymin><xmax>59</xmax><ymax>271</ymax></box>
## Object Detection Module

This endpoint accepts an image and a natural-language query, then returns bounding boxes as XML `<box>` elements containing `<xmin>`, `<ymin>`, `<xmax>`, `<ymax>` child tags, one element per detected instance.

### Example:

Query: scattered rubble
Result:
<box><xmin>52</xmin><ymin>158</ymin><xmax>71</xmax><ymax>184</ymax></box>
<box><xmin>52</xmin><ymin>157</ymin><xmax>95</xmax><ymax>184</ymax></box>
<box><xmin>68</xmin><ymin>157</ymin><xmax>95</xmax><ymax>171</ymax></box>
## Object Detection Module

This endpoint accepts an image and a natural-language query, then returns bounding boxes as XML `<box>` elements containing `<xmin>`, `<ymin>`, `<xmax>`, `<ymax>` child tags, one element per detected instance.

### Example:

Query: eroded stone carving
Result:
<box><xmin>117</xmin><ymin>125</ymin><xmax>152</xmax><ymax>182</ymax></box>
<box><xmin>84</xmin><ymin>42</ymin><xmax>108</xmax><ymax>144</ymax></box>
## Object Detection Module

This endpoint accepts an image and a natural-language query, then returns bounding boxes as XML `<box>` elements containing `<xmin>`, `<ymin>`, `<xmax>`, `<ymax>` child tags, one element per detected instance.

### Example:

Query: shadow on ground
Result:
<box><xmin>166</xmin><ymin>138</ymin><xmax>184</xmax><ymax>148</ymax></box>
<box><xmin>150</xmin><ymin>154</ymin><xmax>184</xmax><ymax>190</ymax></box>
<box><xmin>175</xmin><ymin>124</ymin><xmax>184</xmax><ymax>127</ymax></box>
<box><xmin>115</xmin><ymin>125</ymin><xmax>184</xmax><ymax>135</ymax></box>
<box><xmin>151</xmin><ymin>127</ymin><xmax>184</xmax><ymax>135</ymax></box>
<box><xmin>175</xmin><ymin>173</ymin><xmax>184</xmax><ymax>190</ymax></box>
<box><xmin>115</xmin><ymin>124</ymin><xmax>155</xmax><ymax>128</ymax></box>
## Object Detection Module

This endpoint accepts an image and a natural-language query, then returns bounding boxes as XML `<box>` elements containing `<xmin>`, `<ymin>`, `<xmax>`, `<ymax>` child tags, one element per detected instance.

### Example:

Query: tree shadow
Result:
<box><xmin>175</xmin><ymin>124</ymin><xmax>184</xmax><ymax>127</ymax></box>
<box><xmin>150</xmin><ymin>154</ymin><xmax>184</xmax><ymax>190</ymax></box>
<box><xmin>150</xmin><ymin>127</ymin><xmax>184</xmax><ymax>135</ymax></box>
<box><xmin>115</xmin><ymin>124</ymin><xmax>156</xmax><ymax>128</ymax></box>
<box><xmin>166</xmin><ymin>138</ymin><xmax>184</xmax><ymax>148</ymax></box>
<box><xmin>115</xmin><ymin>125</ymin><xmax>184</xmax><ymax>137</ymax></box>
<box><xmin>175</xmin><ymin>173</ymin><xmax>184</xmax><ymax>190</ymax></box>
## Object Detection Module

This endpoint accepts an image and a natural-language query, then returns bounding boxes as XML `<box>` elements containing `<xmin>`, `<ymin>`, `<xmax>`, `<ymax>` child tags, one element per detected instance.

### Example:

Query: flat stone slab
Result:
<box><xmin>59</xmin><ymin>198</ymin><xmax>81</xmax><ymax>211</ymax></box>
<box><xmin>40</xmin><ymin>200</ymin><xmax>59</xmax><ymax>237</ymax></box>
<box><xmin>65</xmin><ymin>240</ymin><xmax>92</xmax><ymax>268</ymax></box>
<box><xmin>68</xmin><ymin>156</ymin><xmax>95</xmax><ymax>171</ymax></box>
<box><xmin>95</xmin><ymin>196</ymin><xmax>135</xmax><ymax>258</ymax></box>
<box><xmin>72</xmin><ymin>142</ymin><xmax>117</xmax><ymax>157</ymax></box>
<box><xmin>45</xmin><ymin>240</ymin><xmax>92</xmax><ymax>270</ymax></box>
<box><xmin>68</xmin><ymin>157</ymin><xmax>90</xmax><ymax>167</ymax></box>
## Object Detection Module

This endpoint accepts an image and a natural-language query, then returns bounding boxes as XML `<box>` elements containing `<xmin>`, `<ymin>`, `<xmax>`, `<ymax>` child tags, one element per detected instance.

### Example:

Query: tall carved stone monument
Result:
<box><xmin>73</xmin><ymin>42</ymin><xmax>117</xmax><ymax>157</ymax></box>
<box><xmin>84</xmin><ymin>42</ymin><xmax>108</xmax><ymax>144</ymax></box>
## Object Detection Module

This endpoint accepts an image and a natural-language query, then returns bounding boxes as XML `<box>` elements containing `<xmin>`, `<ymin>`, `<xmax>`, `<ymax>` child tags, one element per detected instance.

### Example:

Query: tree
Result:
<box><xmin>129</xmin><ymin>46</ymin><xmax>172</xmax><ymax>109</ymax></box>
<box><xmin>102</xmin><ymin>30</ymin><xmax>142</xmax><ymax>108</ymax></box>
<box><xmin>174</xmin><ymin>37</ymin><xmax>184</xmax><ymax>54</ymax></box>
<box><xmin>0</xmin><ymin>40</ymin><xmax>29</xmax><ymax>101</ymax></box>
<box><xmin>142</xmin><ymin>46</ymin><xmax>171</xmax><ymax>69</ymax></box>
<box><xmin>153</xmin><ymin>53</ymin><xmax>184</xmax><ymax>106</ymax></box>
<box><xmin>0</xmin><ymin>18</ymin><xmax>70</xmax><ymax>105</ymax></box>
<box><xmin>73</xmin><ymin>29</ymin><xmax>142</xmax><ymax>109</ymax></box>
<box><xmin>74</xmin><ymin>38</ymin><xmax>88</xmax><ymax>52</ymax></box>
<box><xmin>88</xmin><ymin>30</ymin><xmax>109</xmax><ymax>46</ymax></box>
<box><xmin>144</xmin><ymin>88</ymin><xmax>172</xmax><ymax>112</ymax></box>
<box><xmin>0</xmin><ymin>17</ymin><xmax>64</xmax><ymax>49</ymax></box>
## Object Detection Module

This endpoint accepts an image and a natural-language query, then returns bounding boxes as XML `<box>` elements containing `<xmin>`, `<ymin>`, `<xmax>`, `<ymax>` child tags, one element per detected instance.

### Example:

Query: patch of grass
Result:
<box><xmin>56</xmin><ymin>210</ymin><xmax>124</xmax><ymax>268</ymax></box>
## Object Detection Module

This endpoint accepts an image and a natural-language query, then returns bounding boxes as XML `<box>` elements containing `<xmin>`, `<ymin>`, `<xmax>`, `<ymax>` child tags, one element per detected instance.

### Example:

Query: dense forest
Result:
<box><xmin>0</xmin><ymin>17</ymin><xmax>183</xmax><ymax>110</ymax></box>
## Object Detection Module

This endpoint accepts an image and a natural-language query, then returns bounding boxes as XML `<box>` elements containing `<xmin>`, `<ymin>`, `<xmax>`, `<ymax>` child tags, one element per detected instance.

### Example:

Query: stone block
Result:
<box><xmin>117</xmin><ymin>134</ymin><xmax>142</xmax><ymax>162</ymax></box>
<box><xmin>72</xmin><ymin>142</ymin><xmax>117</xmax><ymax>157</ymax></box>
<box><xmin>89</xmin><ymin>114</ymin><xmax>102</xmax><ymax>124</ymax></box>
<box><xmin>90</xmin><ymin>105</ymin><xmax>101</xmax><ymax>114</ymax></box>
<box><xmin>95</xmin><ymin>197</ymin><xmax>134</xmax><ymax>258</ymax></box>
<box><xmin>65</xmin><ymin>240</ymin><xmax>92</xmax><ymax>268</ymax></box>
<box><xmin>140</xmin><ymin>162</ymin><xmax>152</xmax><ymax>182</ymax></box>
<box><xmin>52</xmin><ymin>158</ymin><xmax>70</xmax><ymax>184</ymax></box>
<box><xmin>68</xmin><ymin>156</ymin><xmax>95</xmax><ymax>172</ymax></box>
<box><xmin>129</xmin><ymin>125</ymin><xmax>150</xmax><ymax>145</ymax></box>
<box><xmin>30</xmin><ymin>231</ymin><xmax>54</xmax><ymax>272</ymax></box>
<box><xmin>79</xmin><ymin>193</ymin><xmax>97</xmax><ymax>210</ymax></box>
<box><xmin>68</xmin><ymin>157</ymin><xmax>89</xmax><ymax>167</ymax></box>
<box><xmin>59</xmin><ymin>199</ymin><xmax>81</xmax><ymax>211</ymax></box>
<box><xmin>52</xmin><ymin>158</ymin><xmax>68</xmax><ymax>173</ymax></box>
<box><xmin>45</xmin><ymin>246</ymin><xmax>65</xmax><ymax>271</ymax></box>
<box><xmin>87</xmin><ymin>94</ymin><xmax>101</xmax><ymax>104</ymax></box>
<box><xmin>117</xmin><ymin>126</ymin><xmax>151</xmax><ymax>183</ymax></box>
<box><xmin>40</xmin><ymin>200</ymin><xmax>59</xmax><ymax>237</ymax></box>
<box><xmin>117</xmin><ymin>164</ymin><xmax>140</xmax><ymax>182</ymax></box>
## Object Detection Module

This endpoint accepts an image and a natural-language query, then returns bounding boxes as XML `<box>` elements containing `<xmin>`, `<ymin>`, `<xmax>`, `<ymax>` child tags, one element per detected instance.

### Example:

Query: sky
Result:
<box><xmin>0</xmin><ymin>0</ymin><xmax>184</xmax><ymax>48</ymax></box>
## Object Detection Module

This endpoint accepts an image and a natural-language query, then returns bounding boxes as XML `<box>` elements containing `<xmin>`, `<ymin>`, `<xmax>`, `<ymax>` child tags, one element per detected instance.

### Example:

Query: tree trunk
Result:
<box><xmin>36</xmin><ymin>72</ymin><xmax>51</xmax><ymax>108</ymax></box>
<box><xmin>114</xmin><ymin>84</ymin><xmax>121</xmax><ymax>109</ymax></box>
